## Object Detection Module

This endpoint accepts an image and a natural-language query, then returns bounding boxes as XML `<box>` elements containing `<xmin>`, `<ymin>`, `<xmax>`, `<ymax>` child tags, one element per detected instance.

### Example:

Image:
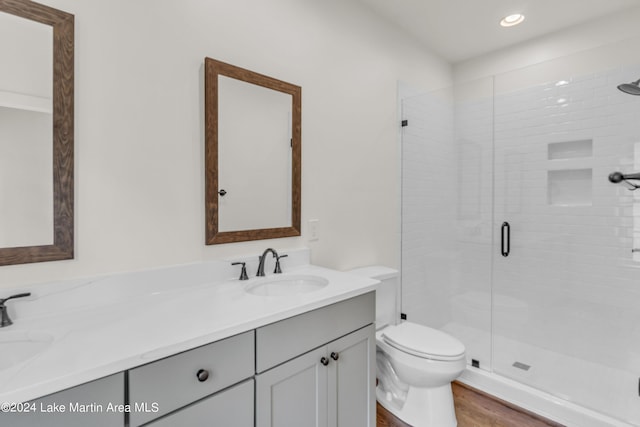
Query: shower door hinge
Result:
<box><xmin>400</xmin><ymin>313</ymin><xmax>407</xmax><ymax>320</ymax></box>
<box><xmin>401</xmin><ymin>120</ymin><xmax>408</xmax><ymax>127</ymax></box>
<box><xmin>472</xmin><ymin>359</ymin><xmax>480</xmax><ymax>368</ymax></box>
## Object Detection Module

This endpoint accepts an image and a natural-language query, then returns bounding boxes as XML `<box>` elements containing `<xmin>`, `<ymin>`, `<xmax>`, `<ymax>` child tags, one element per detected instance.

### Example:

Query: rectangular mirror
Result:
<box><xmin>0</xmin><ymin>0</ymin><xmax>74</xmax><ymax>266</ymax></box>
<box><xmin>204</xmin><ymin>58</ymin><xmax>301</xmax><ymax>244</ymax></box>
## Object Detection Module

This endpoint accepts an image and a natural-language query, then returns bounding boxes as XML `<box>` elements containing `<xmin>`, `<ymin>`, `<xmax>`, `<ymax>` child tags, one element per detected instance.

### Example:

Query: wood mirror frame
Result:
<box><xmin>204</xmin><ymin>58</ymin><xmax>301</xmax><ymax>244</ymax></box>
<box><xmin>0</xmin><ymin>0</ymin><xmax>74</xmax><ymax>266</ymax></box>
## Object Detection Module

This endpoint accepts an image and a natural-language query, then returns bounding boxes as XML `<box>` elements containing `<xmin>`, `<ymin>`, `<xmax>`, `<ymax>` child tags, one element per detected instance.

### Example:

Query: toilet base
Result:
<box><xmin>377</xmin><ymin>383</ymin><xmax>457</xmax><ymax>427</ymax></box>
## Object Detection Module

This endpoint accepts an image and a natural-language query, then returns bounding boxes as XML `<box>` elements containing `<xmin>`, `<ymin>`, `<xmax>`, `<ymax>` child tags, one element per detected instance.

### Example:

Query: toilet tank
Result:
<box><xmin>348</xmin><ymin>266</ymin><xmax>399</xmax><ymax>328</ymax></box>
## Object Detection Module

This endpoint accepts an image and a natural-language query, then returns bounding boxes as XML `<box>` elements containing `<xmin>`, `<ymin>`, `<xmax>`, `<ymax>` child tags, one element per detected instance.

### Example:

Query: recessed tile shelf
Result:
<box><xmin>548</xmin><ymin>139</ymin><xmax>592</xmax><ymax>160</ymax></box>
<box><xmin>548</xmin><ymin>169</ymin><xmax>592</xmax><ymax>206</ymax></box>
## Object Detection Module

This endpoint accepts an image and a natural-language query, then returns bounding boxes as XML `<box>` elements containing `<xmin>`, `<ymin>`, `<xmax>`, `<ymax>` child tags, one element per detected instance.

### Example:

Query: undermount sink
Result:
<box><xmin>0</xmin><ymin>331</ymin><xmax>53</xmax><ymax>371</ymax></box>
<box><xmin>245</xmin><ymin>275</ymin><xmax>329</xmax><ymax>297</ymax></box>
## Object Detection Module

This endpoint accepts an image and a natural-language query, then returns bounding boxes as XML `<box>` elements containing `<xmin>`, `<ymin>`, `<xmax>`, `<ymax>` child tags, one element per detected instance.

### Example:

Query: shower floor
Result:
<box><xmin>442</xmin><ymin>322</ymin><xmax>639</xmax><ymax>426</ymax></box>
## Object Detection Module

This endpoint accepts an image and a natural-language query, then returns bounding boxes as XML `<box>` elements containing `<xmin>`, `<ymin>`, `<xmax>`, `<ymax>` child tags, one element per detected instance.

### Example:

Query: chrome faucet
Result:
<box><xmin>256</xmin><ymin>248</ymin><xmax>288</xmax><ymax>277</ymax></box>
<box><xmin>0</xmin><ymin>292</ymin><xmax>31</xmax><ymax>328</ymax></box>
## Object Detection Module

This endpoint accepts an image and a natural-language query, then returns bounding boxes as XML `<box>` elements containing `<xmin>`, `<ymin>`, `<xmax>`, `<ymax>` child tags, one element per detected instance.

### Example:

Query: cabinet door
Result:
<box><xmin>0</xmin><ymin>373</ymin><xmax>124</xmax><ymax>427</ymax></box>
<box><xmin>327</xmin><ymin>325</ymin><xmax>375</xmax><ymax>427</ymax></box>
<box><xmin>256</xmin><ymin>346</ymin><xmax>328</xmax><ymax>427</ymax></box>
<box><xmin>146</xmin><ymin>379</ymin><xmax>253</xmax><ymax>427</ymax></box>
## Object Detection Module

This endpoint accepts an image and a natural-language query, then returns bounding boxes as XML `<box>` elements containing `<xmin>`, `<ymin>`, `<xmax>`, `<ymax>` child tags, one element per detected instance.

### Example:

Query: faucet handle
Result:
<box><xmin>0</xmin><ymin>292</ymin><xmax>31</xmax><ymax>305</ymax></box>
<box><xmin>231</xmin><ymin>262</ymin><xmax>249</xmax><ymax>281</ymax></box>
<box><xmin>0</xmin><ymin>292</ymin><xmax>31</xmax><ymax>328</ymax></box>
<box><xmin>274</xmin><ymin>254</ymin><xmax>288</xmax><ymax>274</ymax></box>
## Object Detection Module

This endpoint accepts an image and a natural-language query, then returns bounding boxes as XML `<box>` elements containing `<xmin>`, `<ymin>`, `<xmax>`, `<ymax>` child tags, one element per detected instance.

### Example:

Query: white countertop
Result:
<box><xmin>0</xmin><ymin>251</ymin><xmax>377</xmax><ymax>404</ymax></box>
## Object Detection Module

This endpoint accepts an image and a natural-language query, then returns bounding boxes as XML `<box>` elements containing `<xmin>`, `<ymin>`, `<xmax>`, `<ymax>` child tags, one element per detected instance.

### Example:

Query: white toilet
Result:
<box><xmin>349</xmin><ymin>266</ymin><xmax>466</xmax><ymax>427</ymax></box>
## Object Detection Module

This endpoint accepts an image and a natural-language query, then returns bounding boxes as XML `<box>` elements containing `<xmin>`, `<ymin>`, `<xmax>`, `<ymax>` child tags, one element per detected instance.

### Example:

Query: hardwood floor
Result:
<box><xmin>377</xmin><ymin>381</ymin><xmax>565</xmax><ymax>427</ymax></box>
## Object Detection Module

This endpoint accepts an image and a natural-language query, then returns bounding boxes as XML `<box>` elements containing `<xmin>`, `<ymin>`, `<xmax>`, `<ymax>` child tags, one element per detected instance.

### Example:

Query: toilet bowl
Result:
<box><xmin>376</xmin><ymin>322</ymin><xmax>466</xmax><ymax>427</ymax></box>
<box><xmin>348</xmin><ymin>266</ymin><xmax>466</xmax><ymax>427</ymax></box>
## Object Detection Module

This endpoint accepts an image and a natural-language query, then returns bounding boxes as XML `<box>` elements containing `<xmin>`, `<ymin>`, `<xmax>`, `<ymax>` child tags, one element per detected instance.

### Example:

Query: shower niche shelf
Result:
<box><xmin>547</xmin><ymin>169</ymin><xmax>592</xmax><ymax>206</ymax></box>
<box><xmin>548</xmin><ymin>139</ymin><xmax>592</xmax><ymax>160</ymax></box>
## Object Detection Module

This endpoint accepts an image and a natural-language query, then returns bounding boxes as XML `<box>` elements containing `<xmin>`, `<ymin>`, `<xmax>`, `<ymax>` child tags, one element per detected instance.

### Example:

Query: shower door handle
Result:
<box><xmin>501</xmin><ymin>222</ymin><xmax>510</xmax><ymax>257</ymax></box>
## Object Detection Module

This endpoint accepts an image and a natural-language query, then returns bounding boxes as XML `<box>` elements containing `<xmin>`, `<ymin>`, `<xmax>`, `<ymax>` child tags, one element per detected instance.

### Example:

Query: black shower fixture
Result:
<box><xmin>618</xmin><ymin>79</ymin><xmax>640</xmax><ymax>95</ymax></box>
<box><xmin>609</xmin><ymin>171</ymin><xmax>640</xmax><ymax>190</ymax></box>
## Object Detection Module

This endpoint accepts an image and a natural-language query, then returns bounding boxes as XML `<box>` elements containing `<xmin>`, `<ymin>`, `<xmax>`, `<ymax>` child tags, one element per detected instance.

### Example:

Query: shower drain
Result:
<box><xmin>512</xmin><ymin>361</ymin><xmax>531</xmax><ymax>371</ymax></box>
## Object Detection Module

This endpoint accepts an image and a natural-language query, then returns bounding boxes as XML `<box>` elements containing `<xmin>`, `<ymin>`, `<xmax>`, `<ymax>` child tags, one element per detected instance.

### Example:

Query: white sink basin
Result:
<box><xmin>0</xmin><ymin>331</ymin><xmax>53</xmax><ymax>371</ymax></box>
<box><xmin>245</xmin><ymin>275</ymin><xmax>329</xmax><ymax>297</ymax></box>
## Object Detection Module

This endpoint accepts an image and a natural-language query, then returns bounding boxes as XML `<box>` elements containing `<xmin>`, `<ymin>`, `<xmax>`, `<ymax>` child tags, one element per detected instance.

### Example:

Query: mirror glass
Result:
<box><xmin>218</xmin><ymin>75</ymin><xmax>292</xmax><ymax>232</ymax></box>
<box><xmin>0</xmin><ymin>0</ymin><xmax>74</xmax><ymax>266</ymax></box>
<box><xmin>0</xmin><ymin>12</ymin><xmax>53</xmax><ymax>248</ymax></box>
<box><xmin>205</xmin><ymin>58</ymin><xmax>301</xmax><ymax>245</ymax></box>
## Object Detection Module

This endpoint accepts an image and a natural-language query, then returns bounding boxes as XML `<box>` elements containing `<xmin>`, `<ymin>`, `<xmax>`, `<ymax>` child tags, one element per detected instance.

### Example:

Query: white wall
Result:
<box><xmin>454</xmin><ymin>6</ymin><xmax>640</xmax><ymax>83</ymax></box>
<box><xmin>0</xmin><ymin>0</ymin><xmax>451</xmax><ymax>289</ymax></box>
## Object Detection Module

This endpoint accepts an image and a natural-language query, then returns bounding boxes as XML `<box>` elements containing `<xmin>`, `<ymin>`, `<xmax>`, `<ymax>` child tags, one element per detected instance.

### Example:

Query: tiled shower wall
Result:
<box><xmin>401</xmin><ymin>63</ymin><xmax>640</xmax><ymax>425</ymax></box>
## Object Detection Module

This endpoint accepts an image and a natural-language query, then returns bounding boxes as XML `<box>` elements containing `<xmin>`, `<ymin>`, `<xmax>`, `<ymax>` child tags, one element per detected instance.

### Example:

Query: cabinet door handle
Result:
<box><xmin>320</xmin><ymin>357</ymin><xmax>329</xmax><ymax>366</ymax></box>
<box><xmin>196</xmin><ymin>369</ymin><xmax>210</xmax><ymax>382</ymax></box>
<box><xmin>501</xmin><ymin>222</ymin><xmax>511</xmax><ymax>257</ymax></box>
<box><xmin>330</xmin><ymin>352</ymin><xmax>339</xmax><ymax>361</ymax></box>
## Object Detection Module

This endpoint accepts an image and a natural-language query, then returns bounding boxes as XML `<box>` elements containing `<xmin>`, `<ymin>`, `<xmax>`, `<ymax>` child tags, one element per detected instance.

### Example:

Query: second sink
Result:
<box><xmin>0</xmin><ymin>331</ymin><xmax>53</xmax><ymax>371</ymax></box>
<box><xmin>245</xmin><ymin>275</ymin><xmax>329</xmax><ymax>297</ymax></box>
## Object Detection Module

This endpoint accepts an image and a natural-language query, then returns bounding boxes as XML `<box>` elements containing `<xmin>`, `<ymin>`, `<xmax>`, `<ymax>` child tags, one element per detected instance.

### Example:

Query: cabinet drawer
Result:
<box><xmin>129</xmin><ymin>330</ymin><xmax>254</xmax><ymax>427</ymax></box>
<box><xmin>0</xmin><ymin>373</ymin><xmax>124</xmax><ymax>427</ymax></box>
<box><xmin>256</xmin><ymin>292</ymin><xmax>374</xmax><ymax>373</ymax></box>
<box><xmin>147</xmin><ymin>379</ymin><xmax>254</xmax><ymax>427</ymax></box>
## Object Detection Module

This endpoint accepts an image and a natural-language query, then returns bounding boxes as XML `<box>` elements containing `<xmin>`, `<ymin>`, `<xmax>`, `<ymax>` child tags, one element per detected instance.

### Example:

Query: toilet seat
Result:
<box><xmin>382</xmin><ymin>322</ymin><xmax>465</xmax><ymax>362</ymax></box>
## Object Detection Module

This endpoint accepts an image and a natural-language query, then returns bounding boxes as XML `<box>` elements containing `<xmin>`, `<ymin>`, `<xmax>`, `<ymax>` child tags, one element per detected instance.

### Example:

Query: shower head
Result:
<box><xmin>617</xmin><ymin>79</ymin><xmax>640</xmax><ymax>95</ymax></box>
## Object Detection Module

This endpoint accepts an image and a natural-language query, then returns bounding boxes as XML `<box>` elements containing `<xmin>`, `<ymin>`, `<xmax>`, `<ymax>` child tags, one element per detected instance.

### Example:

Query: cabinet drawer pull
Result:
<box><xmin>320</xmin><ymin>357</ymin><xmax>329</xmax><ymax>366</ymax></box>
<box><xmin>330</xmin><ymin>352</ymin><xmax>339</xmax><ymax>361</ymax></box>
<box><xmin>196</xmin><ymin>369</ymin><xmax>210</xmax><ymax>382</ymax></box>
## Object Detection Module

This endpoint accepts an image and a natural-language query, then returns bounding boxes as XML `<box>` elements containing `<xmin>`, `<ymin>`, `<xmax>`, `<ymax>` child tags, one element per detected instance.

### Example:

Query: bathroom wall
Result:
<box><xmin>0</xmin><ymin>0</ymin><xmax>452</xmax><ymax>289</ymax></box>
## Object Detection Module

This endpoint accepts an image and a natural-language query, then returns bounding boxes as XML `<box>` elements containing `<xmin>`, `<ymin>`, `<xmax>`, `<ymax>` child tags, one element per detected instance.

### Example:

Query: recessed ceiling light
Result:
<box><xmin>500</xmin><ymin>13</ymin><xmax>525</xmax><ymax>27</ymax></box>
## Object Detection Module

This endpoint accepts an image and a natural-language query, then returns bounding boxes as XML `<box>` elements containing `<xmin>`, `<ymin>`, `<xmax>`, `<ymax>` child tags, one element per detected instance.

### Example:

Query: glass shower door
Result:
<box><xmin>492</xmin><ymin>62</ymin><xmax>640</xmax><ymax>425</ymax></box>
<box><xmin>400</xmin><ymin>77</ymin><xmax>494</xmax><ymax>372</ymax></box>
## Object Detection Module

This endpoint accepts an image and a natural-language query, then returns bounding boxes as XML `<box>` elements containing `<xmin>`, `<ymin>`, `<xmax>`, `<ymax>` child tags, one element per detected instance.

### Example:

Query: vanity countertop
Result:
<box><xmin>0</xmin><ymin>253</ymin><xmax>378</xmax><ymax>404</ymax></box>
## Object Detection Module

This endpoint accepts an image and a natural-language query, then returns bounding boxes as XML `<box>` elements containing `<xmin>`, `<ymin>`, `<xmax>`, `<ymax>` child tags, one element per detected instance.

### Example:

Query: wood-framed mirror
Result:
<box><xmin>204</xmin><ymin>58</ymin><xmax>301</xmax><ymax>244</ymax></box>
<box><xmin>0</xmin><ymin>0</ymin><xmax>74</xmax><ymax>266</ymax></box>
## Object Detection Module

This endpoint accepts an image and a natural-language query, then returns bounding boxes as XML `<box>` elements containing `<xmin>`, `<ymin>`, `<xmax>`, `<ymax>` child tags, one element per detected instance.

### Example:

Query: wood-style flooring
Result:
<box><xmin>377</xmin><ymin>381</ymin><xmax>565</xmax><ymax>427</ymax></box>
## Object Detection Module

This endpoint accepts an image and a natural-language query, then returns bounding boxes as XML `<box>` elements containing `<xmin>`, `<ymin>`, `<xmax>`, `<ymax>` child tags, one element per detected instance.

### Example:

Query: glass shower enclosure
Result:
<box><xmin>401</xmin><ymin>38</ymin><xmax>640</xmax><ymax>426</ymax></box>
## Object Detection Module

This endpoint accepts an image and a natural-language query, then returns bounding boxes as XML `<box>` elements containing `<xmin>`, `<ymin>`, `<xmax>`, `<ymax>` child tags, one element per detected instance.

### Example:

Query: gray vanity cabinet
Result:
<box><xmin>128</xmin><ymin>330</ymin><xmax>254</xmax><ymax>427</ymax></box>
<box><xmin>145</xmin><ymin>379</ymin><xmax>254</xmax><ymax>427</ymax></box>
<box><xmin>0</xmin><ymin>373</ymin><xmax>124</xmax><ymax>427</ymax></box>
<box><xmin>327</xmin><ymin>324</ymin><xmax>376</xmax><ymax>427</ymax></box>
<box><xmin>255</xmin><ymin>292</ymin><xmax>375</xmax><ymax>427</ymax></box>
<box><xmin>256</xmin><ymin>346</ymin><xmax>328</xmax><ymax>427</ymax></box>
<box><xmin>256</xmin><ymin>325</ymin><xmax>375</xmax><ymax>427</ymax></box>
<box><xmin>1</xmin><ymin>292</ymin><xmax>374</xmax><ymax>427</ymax></box>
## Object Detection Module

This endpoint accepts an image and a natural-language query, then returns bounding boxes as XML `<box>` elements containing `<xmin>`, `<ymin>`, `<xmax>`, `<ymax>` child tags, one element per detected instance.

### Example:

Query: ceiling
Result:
<box><xmin>355</xmin><ymin>0</ymin><xmax>640</xmax><ymax>63</ymax></box>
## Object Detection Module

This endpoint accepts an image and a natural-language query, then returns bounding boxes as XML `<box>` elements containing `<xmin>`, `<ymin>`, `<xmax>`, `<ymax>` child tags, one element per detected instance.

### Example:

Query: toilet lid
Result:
<box><xmin>382</xmin><ymin>322</ymin><xmax>465</xmax><ymax>361</ymax></box>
